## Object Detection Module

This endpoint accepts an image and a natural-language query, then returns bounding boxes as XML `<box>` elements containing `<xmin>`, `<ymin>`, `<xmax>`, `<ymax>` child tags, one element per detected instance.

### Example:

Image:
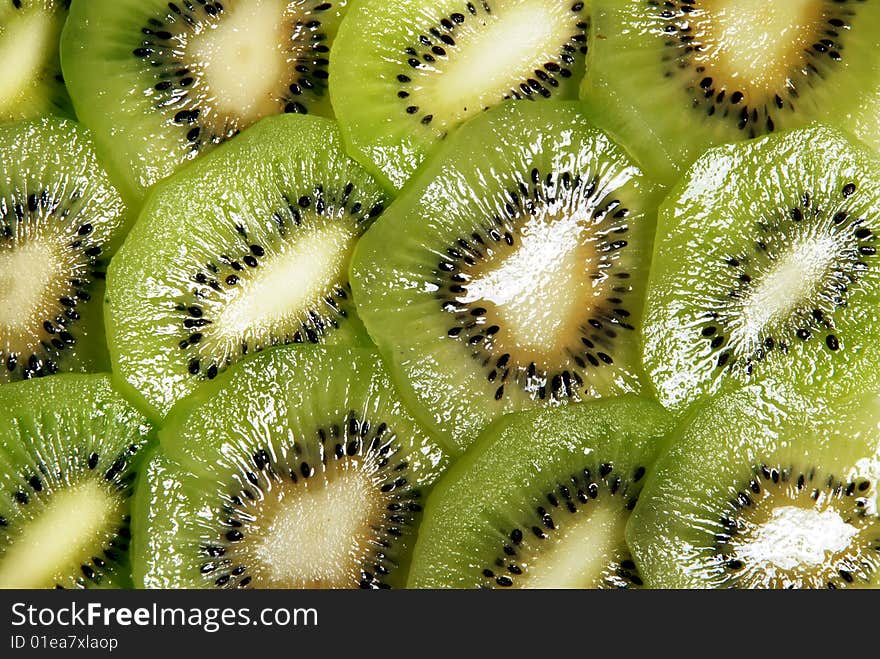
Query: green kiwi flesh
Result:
<box><xmin>61</xmin><ymin>0</ymin><xmax>350</xmax><ymax>202</ymax></box>
<box><xmin>132</xmin><ymin>345</ymin><xmax>448</xmax><ymax>589</ymax></box>
<box><xmin>581</xmin><ymin>0</ymin><xmax>880</xmax><ymax>183</ymax></box>
<box><xmin>643</xmin><ymin>126</ymin><xmax>880</xmax><ymax>414</ymax></box>
<box><xmin>331</xmin><ymin>0</ymin><xmax>589</xmax><ymax>189</ymax></box>
<box><xmin>106</xmin><ymin>115</ymin><xmax>386</xmax><ymax>421</ymax></box>
<box><xmin>407</xmin><ymin>396</ymin><xmax>672</xmax><ymax>588</ymax></box>
<box><xmin>628</xmin><ymin>381</ymin><xmax>880</xmax><ymax>589</ymax></box>
<box><xmin>0</xmin><ymin>0</ymin><xmax>71</xmax><ymax>122</ymax></box>
<box><xmin>0</xmin><ymin>374</ymin><xmax>153</xmax><ymax>589</ymax></box>
<box><xmin>351</xmin><ymin>102</ymin><xmax>661</xmax><ymax>453</ymax></box>
<box><xmin>0</xmin><ymin>117</ymin><xmax>129</xmax><ymax>383</ymax></box>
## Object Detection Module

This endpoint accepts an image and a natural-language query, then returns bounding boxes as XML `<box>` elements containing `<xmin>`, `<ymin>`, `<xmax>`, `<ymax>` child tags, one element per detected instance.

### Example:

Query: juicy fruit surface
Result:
<box><xmin>408</xmin><ymin>397</ymin><xmax>673</xmax><ymax>588</ymax></box>
<box><xmin>0</xmin><ymin>374</ymin><xmax>153</xmax><ymax>588</ymax></box>
<box><xmin>629</xmin><ymin>381</ymin><xmax>880</xmax><ymax>589</ymax></box>
<box><xmin>0</xmin><ymin>117</ymin><xmax>128</xmax><ymax>383</ymax></box>
<box><xmin>133</xmin><ymin>345</ymin><xmax>448</xmax><ymax>589</ymax></box>
<box><xmin>331</xmin><ymin>0</ymin><xmax>589</xmax><ymax>189</ymax></box>
<box><xmin>106</xmin><ymin>115</ymin><xmax>385</xmax><ymax>421</ymax></box>
<box><xmin>352</xmin><ymin>102</ymin><xmax>661</xmax><ymax>453</ymax></box>
<box><xmin>581</xmin><ymin>0</ymin><xmax>880</xmax><ymax>183</ymax></box>
<box><xmin>643</xmin><ymin>126</ymin><xmax>880</xmax><ymax>414</ymax></box>
<box><xmin>61</xmin><ymin>0</ymin><xmax>350</xmax><ymax>202</ymax></box>
<box><xmin>0</xmin><ymin>0</ymin><xmax>71</xmax><ymax>122</ymax></box>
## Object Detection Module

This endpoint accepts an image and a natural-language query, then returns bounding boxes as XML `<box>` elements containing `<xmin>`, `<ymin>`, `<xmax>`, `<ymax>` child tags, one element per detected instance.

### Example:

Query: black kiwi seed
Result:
<box><xmin>433</xmin><ymin>168</ymin><xmax>635</xmax><ymax>403</ymax></box>
<box><xmin>699</xmin><ymin>183</ymin><xmax>874</xmax><ymax>372</ymax></box>
<box><xmin>480</xmin><ymin>463</ymin><xmax>645</xmax><ymax>589</ymax></box>
<box><xmin>199</xmin><ymin>411</ymin><xmax>422</xmax><ymax>589</ymax></box>
<box><xmin>713</xmin><ymin>466</ymin><xmax>880</xmax><ymax>589</ymax></box>
<box><xmin>394</xmin><ymin>1</ymin><xmax>589</xmax><ymax>127</ymax></box>
<box><xmin>653</xmin><ymin>1</ymin><xmax>856</xmax><ymax>139</ymax></box>
<box><xmin>175</xmin><ymin>184</ymin><xmax>377</xmax><ymax>381</ymax></box>
<box><xmin>0</xmin><ymin>188</ymin><xmax>105</xmax><ymax>382</ymax></box>
<box><xmin>132</xmin><ymin>0</ymin><xmax>336</xmax><ymax>154</ymax></box>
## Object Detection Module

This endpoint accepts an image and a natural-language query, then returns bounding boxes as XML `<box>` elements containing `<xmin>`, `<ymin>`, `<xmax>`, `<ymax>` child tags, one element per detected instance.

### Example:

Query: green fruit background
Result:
<box><xmin>1</xmin><ymin>0</ymin><xmax>879</xmax><ymax>590</ymax></box>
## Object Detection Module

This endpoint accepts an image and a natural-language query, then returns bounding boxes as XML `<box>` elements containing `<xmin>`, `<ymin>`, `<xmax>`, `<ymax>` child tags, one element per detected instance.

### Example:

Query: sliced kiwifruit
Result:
<box><xmin>331</xmin><ymin>0</ymin><xmax>590</xmax><ymax>189</ymax></box>
<box><xmin>643</xmin><ymin>126</ymin><xmax>880</xmax><ymax>414</ymax></box>
<box><xmin>581</xmin><ymin>0</ymin><xmax>880</xmax><ymax>183</ymax></box>
<box><xmin>132</xmin><ymin>345</ymin><xmax>448</xmax><ymax>589</ymax></box>
<box><xmin>0</xmin><ymin>117</ymin><xmax>129</xmax><ymax>384</ymax></box>
<box><xmin>0</xmin><ymin>0</ymin><xmax>71</xmax><ymax>122</ymax></box>
<box><xmin>351</xmin><ymin>102</ymin><xmax>661</xmax><ymax>453</ymax></box>
<box><xmin>106</xmin><ymin>114</ymin><xmax>385</xmax><ymax>420</ymax></box>
<box><xmin>61</xmin><ymin>0</ymin><xmax>350</xmax><ymax>202</ymax></box>
<box><xmin>0</xmin><ymin>374</ymin><xmax>153</xmax><ymax>589</ymax></box>
<box><xmin>629</xmin><ymin>380</ymin><xmax>880</xmax><ymax>589</ymax></box>
<box><xmin>407</xmin><ymin>396</ymin><xmax>672</xmax><ymax>588</ymax></box>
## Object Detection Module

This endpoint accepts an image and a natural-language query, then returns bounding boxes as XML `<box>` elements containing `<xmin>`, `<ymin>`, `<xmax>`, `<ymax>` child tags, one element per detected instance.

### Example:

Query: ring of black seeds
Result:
<box><xmin>0</xmin><ymin>188</ymin><xmax>105</xmax><ymax>381</ymax></box>
<box><xmin>699</xmin><ymin>183</ymin><xmax>876</xmax><ymax>374</ymax></box>
<box><xmin>395</xmin><ymin>1</ymin><xmax>589</xmax><ymax>128</ymax></box>
<box><xmin>481</xmin><ymin>462</ymin><xmax>646</xmax><ymax>589</ymax></box>
<box><xmin>651</xmin><ymin>0</ymin><xmax>858</xmax><ymax>138</ymax></box>
<box><xmin>0</xmin><ymin>444</ymin><xmax>141</xmax><ymax>589</ymax></box>
<box><xmin>434</xmin><ymin>167</ymin><xmax>636</xmax><ymax>402</ymax></box>
<box><xmin>198</xmin><ymin>410</ymin><xmax>422</xmax><ymax>589</ymax></box>
<box><xmin>175</xmin><ymin>183</ymin><xmax>384</xmax><ymax>381</ymax></box>
<box><xmin>133</xmin><ymin>0</ymin><xmax>337</xmax><ymax>154</ymax></box>
<box><xmin>713</xmin><ymin>465</ymin><xmax>880</xmax><ymax>589</ymax></box>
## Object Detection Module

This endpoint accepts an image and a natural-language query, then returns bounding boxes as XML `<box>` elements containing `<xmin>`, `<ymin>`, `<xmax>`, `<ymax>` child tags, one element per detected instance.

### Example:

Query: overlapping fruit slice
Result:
<box><xmin>581</xmin><ymin>0</ymin><xmax>880</xmax><ymax>182</ymax></box>
<box><xmin>643</xmin><ymin>126</ymin><xmax>880</xmax><ymax>414</ymax></box>
<box><xmin>351</xmin><ymin>102</ymin><xmax>661</xmax><ymax>452</ymax></box>
<box><xmin>629</xmin><ymin>380</ymin><xmax>880</xmax><ymax>589</ymax></box>
<box><xmin>132</xmin><ymin>346</ymin><xmax>448</xmax><ymax>589</ymax></box>
<box><xmin>408</xmin><ymin>396</ymin><xmax>672</xmax><ymax>588</ymax></box>
<box><xmin>107</xmin><ymin>115</ymin><xmax>386</xmax><ymax>420</ymax></box>
<box><xmin>0</xmin><ymin>374</ymin><xmax>153</xmax><ymax>588</ymax></box>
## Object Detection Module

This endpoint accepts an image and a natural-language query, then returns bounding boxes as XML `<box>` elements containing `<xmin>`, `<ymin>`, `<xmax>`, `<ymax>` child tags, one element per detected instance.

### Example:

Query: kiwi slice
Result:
<box><xmin>0</xmin><ymin>0</ymin><xmax>71</xmax><ymax>122</ymax></box>
<box><xmin>643</xmin><ymin>126</ymin><xmax>880</xmax><ymax>414</ymax></box>
<box><xmin>629</xmin><ymin>381</ymin><xmax>880</xmax><ymax>589</ymax></box>
<box><xmin>351</xmin><ymin>102</ymin><xmax>661</xmax><ymax>453</ymax></box>
<box><xmin>61</xmin><ymin>0</ymin><xmax>350</xmax><ymax>202</ymax></box>
<box><xmin>0</xmin><ymin>374</ymin><xmax>153</xmax><ymax>588</ymax></box>
<box><xmin>132</xmin><ymin>345</ymin><xmax>448</xmax><ymax>589</ymax></box>
<box><xmin>331</xmin><ymin>0</ymin><xmax>590</xmax><ymax>189</ymax></box>
<box><xmin>581</xmin><ymin>0</ymin><xmax>880</xmax><ymax>183</ymax></box>
<box><xmin>0</xmin><ymin>117</ymin><xmax>129</xmax><ymax>384</ymax></box>
<box><xmin>106</xmin><ymin>114</ymin><xmax>385</xmax><ymax>420</ymax></box>
<box><xmin>407</xmin><ymin>397</ymin><xmax>672</xmax><ymax>588</ymax></box>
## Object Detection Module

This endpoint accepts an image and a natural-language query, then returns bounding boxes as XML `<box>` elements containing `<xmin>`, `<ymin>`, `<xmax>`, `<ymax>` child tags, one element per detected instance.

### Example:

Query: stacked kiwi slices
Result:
<box><xmin>3</xmin><ymin>0</ymin><xmax>880</xmax><ymax>592</ymax></box>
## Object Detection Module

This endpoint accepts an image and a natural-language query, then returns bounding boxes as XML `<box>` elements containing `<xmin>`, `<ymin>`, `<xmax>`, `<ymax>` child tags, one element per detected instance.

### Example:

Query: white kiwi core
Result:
<box><xmin>238</xmin><ymin>468</ymin><xmax>385</xmax><ymax>588</ymax></box>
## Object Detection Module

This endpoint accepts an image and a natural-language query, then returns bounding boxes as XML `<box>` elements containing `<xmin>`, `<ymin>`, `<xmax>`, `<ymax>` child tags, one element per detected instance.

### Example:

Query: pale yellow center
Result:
<box><xmin>697</xmin><ymin>0</ymin><xmax>823</xmax><ymax>94</ymax></box>
<box><xmin>0</xmin><ymin>9</ymin><xmax>57</xmax><ymax>115</ymax></box>
<box><xmin>413</xmin><ymin>0</ymin><xmax>580</xmax><ymax>127</ymax></box>
<box><xmin>518</xmin><ymin>502</ymin><xmax>629</xmax><ymax>589</ymax></box>
<box><xmin>460</xmin><ymin>206</ymin><xmax>596</xmax><ymax>358</ymax></box>
<box><xmin>188</xmin><ymin>0</ymin><xmax>289</xmax><ymax>125</ymax></box>
<box><xmin>0</xmin><ymin>480</ymin><xmax>121</xmax><ymax>588</ymax></box>
<box><xmin>241</xmin><ymin>469</ymin><xmax>384</xmax><ymax>588</ymax></box>
<box><xmin>0</xmin><ymin>241</ymin><xmax>58</xmax><ymax>336</ymax></box>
